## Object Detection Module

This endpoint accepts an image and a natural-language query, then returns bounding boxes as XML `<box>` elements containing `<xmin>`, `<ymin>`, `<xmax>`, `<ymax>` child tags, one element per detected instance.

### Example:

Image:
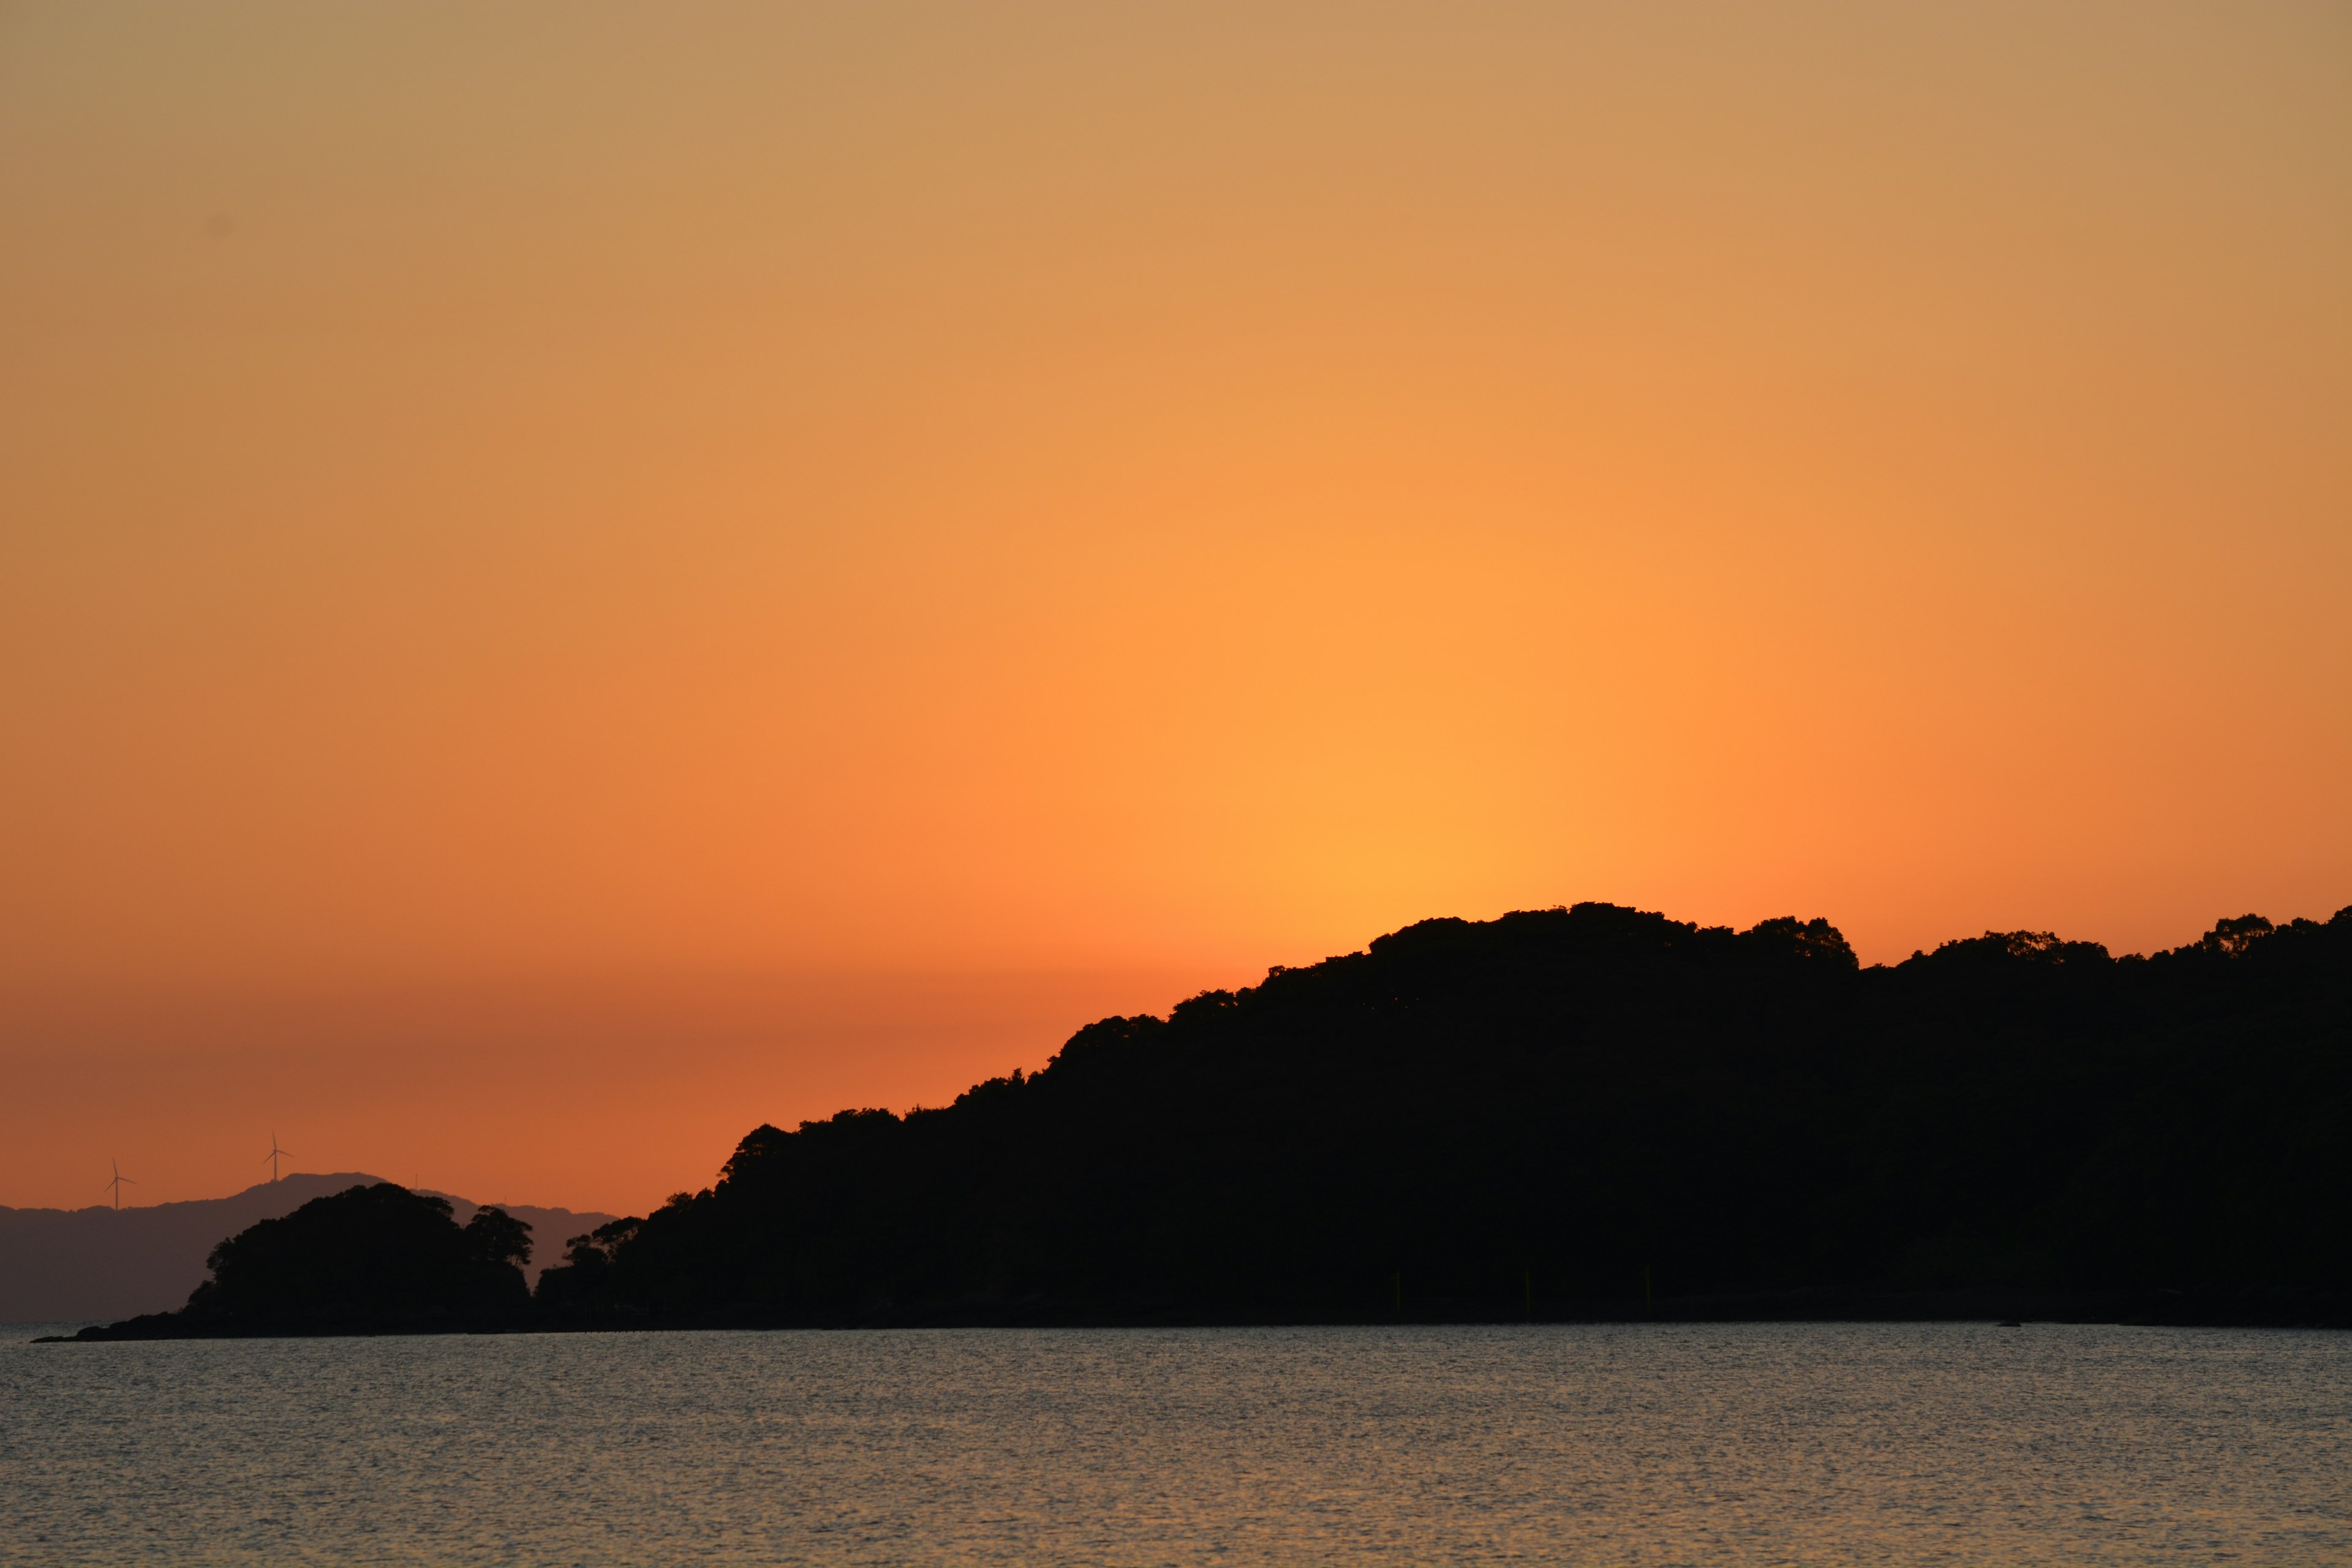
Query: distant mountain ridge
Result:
<box><xmin>0</xmin><ymin>1174</ymin><xmax>613</xmax><ymax>1322</ymax></box>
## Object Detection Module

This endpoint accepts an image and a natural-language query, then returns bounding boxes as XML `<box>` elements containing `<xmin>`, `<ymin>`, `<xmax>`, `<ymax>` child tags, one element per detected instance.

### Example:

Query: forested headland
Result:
<box><xmin>59</xmin><ymin>902</ymin><xmax>2352</xmax><ymax>1338</ymax></box>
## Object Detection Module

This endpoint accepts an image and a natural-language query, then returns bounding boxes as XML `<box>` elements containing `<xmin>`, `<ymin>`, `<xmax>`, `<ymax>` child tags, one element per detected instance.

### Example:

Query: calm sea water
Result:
<box><xmin>3</xmin><ymin>1322</ymin><xmax>2346</xmax><ymax>1565</ymax></box>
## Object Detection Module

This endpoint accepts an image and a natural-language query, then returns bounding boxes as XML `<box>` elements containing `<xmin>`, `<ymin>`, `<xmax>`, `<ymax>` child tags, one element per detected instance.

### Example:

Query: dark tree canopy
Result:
<box><xmin>61</xmin><ymin>899</ymin><xmax>2352</xmax><ymax>1340</ymax></box>
<box><xmin>148</xmin><ymin>1183</ymin><xmax>532</xmax><ymax>1332</ymax></box>
<box><xmin>462</xmin><ymin>1204</ymin><xmax>535</xmax><ymax>1272</ymax></box>
<box><xmin>533</xmin><ymin>901</ymin><xmax>2351</xmax><ymax>1327</ymax></box>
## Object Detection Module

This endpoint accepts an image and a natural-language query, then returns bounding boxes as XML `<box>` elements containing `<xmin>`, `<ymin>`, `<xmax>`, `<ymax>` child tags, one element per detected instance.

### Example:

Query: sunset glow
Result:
<box><xmin>4</xmin><ymin>1</ymin><xmax>2346</xmax><ymax>1214</ymax></box>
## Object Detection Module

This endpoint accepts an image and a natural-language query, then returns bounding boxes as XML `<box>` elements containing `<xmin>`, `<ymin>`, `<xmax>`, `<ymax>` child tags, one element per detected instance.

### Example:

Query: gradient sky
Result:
<box><xmin>4</xmin><ymin>2</ymin><xmax>2347</xmax><ymax>1215</ymax></box>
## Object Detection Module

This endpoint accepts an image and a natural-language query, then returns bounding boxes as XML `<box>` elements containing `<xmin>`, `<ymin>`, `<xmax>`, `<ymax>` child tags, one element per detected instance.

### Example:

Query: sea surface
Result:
<box><xmin>3</xmin><ymin>1321</ymin><xmax>2346</xmax><ymax>1565</ymax></box>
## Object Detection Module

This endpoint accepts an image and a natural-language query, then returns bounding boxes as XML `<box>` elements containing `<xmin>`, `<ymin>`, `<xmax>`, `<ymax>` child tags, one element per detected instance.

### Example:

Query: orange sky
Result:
<box><xmin>3</xmin><ymin>2</ymin><xmax>2346</xmax><ymax>1216</ymax></box>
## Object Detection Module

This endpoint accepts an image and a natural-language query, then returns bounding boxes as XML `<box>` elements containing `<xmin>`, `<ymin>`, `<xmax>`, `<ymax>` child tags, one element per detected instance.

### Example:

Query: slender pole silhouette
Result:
<box><xmin>263</xmin><ymin>1133</ymin><xmax>290</xmax><ymax>1184</ymax></box>
<box><xmin>104</xmin><ymin>1158</ymin><xmax>135</xmax><ymax>1211</ymax></box>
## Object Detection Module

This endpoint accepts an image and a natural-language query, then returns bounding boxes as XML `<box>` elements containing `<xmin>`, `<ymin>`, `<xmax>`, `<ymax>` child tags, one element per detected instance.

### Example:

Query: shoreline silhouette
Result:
<box><xmin>52</xmin><ymin>902</ymin><xmax>2352</xmax><ymax>1340</ymax></box>
<box><xmin>1</xmin><ymin>1177</ymin><xmax>613</xmax><ymax>1323</ymax></box>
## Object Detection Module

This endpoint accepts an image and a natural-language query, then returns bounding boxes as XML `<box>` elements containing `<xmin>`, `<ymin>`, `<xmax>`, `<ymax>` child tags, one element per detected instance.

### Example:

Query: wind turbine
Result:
<box><xmin>263</xmin><ymin>1133</ymin><xmax>290</xmax><ymax>1184</ymax></box>
<box><xmin>104</xmin><ymin>1158</ymin><xmax>135</xmax><ymax>1210</ymax></box>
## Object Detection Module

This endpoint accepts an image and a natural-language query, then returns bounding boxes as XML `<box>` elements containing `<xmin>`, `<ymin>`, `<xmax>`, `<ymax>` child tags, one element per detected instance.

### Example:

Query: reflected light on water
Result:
<box><xmin>4</xmin><ymin>1322</ymin><xmax>2348</xmax><ymax>1565</ymax></box>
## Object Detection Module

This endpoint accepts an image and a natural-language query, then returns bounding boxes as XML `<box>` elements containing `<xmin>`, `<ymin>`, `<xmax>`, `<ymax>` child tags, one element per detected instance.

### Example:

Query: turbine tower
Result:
<box><xmin>104</xmin><ymin>1158</ymin><xmax>135</xmax><ymax>1211</ymax></box>
<box><xmin>263</xmin><ymin>1133</ymin><xmax>290</xmax><ymax>1184</ymax></box>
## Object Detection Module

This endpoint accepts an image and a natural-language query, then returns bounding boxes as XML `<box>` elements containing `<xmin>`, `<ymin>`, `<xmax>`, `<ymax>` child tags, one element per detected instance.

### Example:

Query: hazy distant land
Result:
<box><xmin>51</xmin><ymin>902</ymin><xmax>2352</xmax><ymax>1339</ymax></box>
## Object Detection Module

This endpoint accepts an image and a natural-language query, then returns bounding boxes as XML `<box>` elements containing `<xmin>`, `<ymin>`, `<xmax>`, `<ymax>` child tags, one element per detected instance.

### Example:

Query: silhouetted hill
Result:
<box><xmin>1</xmin><ymin>1175</ymin><xmax>612</xmax><ymax>1322</ymax></box>
<box><xmin>535</xmin><ymin>903</ymin><xmax>2350</xmax><ymax>1329</ymax></box>
<box><xmin>46</xmin><ymin>903</ymin><xmax>2350</xmax><ymax>1339</ymax></box>
<box><xmin>61</xmin><ymin>1183</ymin><xmax>536</xmax><ymax>1339</ymax></box>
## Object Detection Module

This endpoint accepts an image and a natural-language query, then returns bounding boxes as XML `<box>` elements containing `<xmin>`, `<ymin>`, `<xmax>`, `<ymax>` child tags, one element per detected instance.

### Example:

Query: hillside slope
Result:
<box><xmin>543</xmin><ymin>903</ymin><xmax>2350</xmax><ymax>1326</ymax></box>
